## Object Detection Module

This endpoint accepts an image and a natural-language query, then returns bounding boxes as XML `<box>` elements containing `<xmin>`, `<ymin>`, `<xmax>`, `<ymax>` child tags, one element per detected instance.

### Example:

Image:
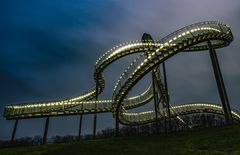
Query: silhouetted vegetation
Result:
<box><xmin>1</xmin><ymin>124</ymin><xmax>240</xmax><ymax>155</ymax></box>
<box><xmin>0</xmin><ymin>113</ymin><xmax>232</xmax><ymax>148</ymax></box>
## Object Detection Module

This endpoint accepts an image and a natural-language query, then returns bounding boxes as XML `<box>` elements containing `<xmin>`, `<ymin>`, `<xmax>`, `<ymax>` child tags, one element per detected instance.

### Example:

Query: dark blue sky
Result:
<box><xmin>1</xmin><ymin>0</ymin><xmax>240</xmax><ymax>140</ymax></box>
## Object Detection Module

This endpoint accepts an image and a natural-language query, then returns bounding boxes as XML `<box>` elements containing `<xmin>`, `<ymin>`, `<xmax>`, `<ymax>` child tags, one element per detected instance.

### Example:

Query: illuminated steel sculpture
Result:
<box><xmin>4</xmin><ymin>21</ymin><xmax>240</xmax><ymax>143</ymax></box>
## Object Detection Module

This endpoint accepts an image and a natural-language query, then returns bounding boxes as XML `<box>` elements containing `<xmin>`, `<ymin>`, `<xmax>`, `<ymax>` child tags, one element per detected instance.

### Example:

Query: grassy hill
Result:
<box><xmin>1</xmin><ymin>125</ymin><xmax>240</xmax><ymax>155</ymax></box>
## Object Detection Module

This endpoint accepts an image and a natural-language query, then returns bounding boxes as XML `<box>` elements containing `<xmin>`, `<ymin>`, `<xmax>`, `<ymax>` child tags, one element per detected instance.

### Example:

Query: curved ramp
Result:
<box><xmin>4</xmin><ymin>21</ymin><xmax>239</xmax><ymax>127</ymax></box>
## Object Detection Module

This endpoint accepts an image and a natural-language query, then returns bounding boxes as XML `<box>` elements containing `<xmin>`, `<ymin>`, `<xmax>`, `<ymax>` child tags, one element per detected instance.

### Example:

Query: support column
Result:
<box><xmin>78</xmin><ymin>114</ymin><xmax>83</xmax><ymax>140</ymax></box>
<box><xmin>93</xmin><ymin>114</ymin><xmax>97</xmax><ymax>138</ymax></box>
<box><xmin>163</xmin><ymin>112</ymin><xmax>167</xmax><ymax>133</ymax></box>
<box><xmin>163</xmin><ymin>62</ymin><xmax>171</xmax><ymax>132</ymax></box>
<box><xmin>137</xmin><ymin>125</ymin><xmax>140</xmax><ymax>135</ymax></box>
<box><xmin>207</xmin><ymin>41</ymin><xmax>233</xmax><ymax>124</ymax></box>
<box><xmin>11</xmin><ymin>119</ymin><xmax>18</xmax><ymax>142</ymax></box>
<box><xmin>115</xmin><ymin>116</ymin><xmax>119</xmax><ymax>136</ymax></box>
<box><xmin>93</xmin><ymin>78</ymin><xmax>99</xmax><ymax>138</ymax></box>
<box><xmin>78</xmin><ymin>103</ymin><xmax>84</xmax><ymax>140</ymax></box>
<box><xmin>43</xmin><ymin>117</ymin><xmax>49</xmax><ymax>144</ymax></box>
<box><xmin>152</xmin><ymin>71</ymin><xmax>159</xmax><ymax>133</ymax></box>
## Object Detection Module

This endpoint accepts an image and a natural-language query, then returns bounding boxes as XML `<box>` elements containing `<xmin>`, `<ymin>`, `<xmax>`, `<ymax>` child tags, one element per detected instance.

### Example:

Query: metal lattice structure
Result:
<box><xmin>3</xmin><ymin>21</ymin><xmax>240</xmax><ymax>143</ymax></box>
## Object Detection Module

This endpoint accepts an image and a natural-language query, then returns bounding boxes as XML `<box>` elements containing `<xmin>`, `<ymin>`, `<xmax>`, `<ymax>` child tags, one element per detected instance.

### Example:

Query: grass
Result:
<box><xmin>1</xmin><ymin>125</ymin><xmax>240</xmax><ymax>155</ymax></box>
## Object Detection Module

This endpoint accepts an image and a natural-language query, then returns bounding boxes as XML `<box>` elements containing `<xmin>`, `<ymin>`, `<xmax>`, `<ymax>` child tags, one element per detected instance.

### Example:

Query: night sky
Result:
<box><xmin>1</xmin><ymin>0</ymin><xmax>240</xmax><ymax>140</ymax></box>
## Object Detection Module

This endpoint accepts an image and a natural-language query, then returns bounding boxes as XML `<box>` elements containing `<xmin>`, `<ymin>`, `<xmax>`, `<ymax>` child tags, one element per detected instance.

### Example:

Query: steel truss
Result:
<box><xmin>3</xmin><ymin>21</ymin><xmax>240</xmax><ymax>142</ymax></box>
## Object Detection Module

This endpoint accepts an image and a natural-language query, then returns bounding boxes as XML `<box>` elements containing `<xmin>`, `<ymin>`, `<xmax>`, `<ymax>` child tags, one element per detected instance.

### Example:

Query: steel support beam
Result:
<box><xmin>163</xmin><ymin>62</ymin><xmax>172</xmax><ymax>132</ymax></box>
<box><xmin>207</xmin><ymin>41</ymin><xmax>233</xmax><ymax>124</ymax></box>
<box><xmin>115</xmin><ymin>116</ymin><xmax>119</xmax><ymax>136</ymax></box>
<box><xmin>152</xmin><ymin>69</ymin><xmax>167</xmax><ymax>133</ymax></box>
<box><xmin>152</xmin><ymin>71</ymin><xmax>159</xmax><ymax>133</ymax></box>
<box><xmin>93</xmin><ymin>113</ymin><xmax>97</xmax><ymax>138</ymax></box>
<box><xmin>42</xmin><ymin>117</ymin><xmax>50</xmax><ymax>144</ymax></box>
<box><xmin>78</xmin><ymin>103</ymin><xmax>84</xmax><ymax>140</ymax></box>
<box><xmin>137</xmin><ymin>125</ymin><xmax>140</xmax><ymax>135</ymax></box>
<box><xmin>78</xmin><ymin>114</ymin><xmax>83</xmax><ymax>140</ymax></box>
<box><xmin>78</xmin><ymin>102</ymin><xmax>84</xmax><ymax>140</ymax></box>
<box><xmin>11</xmin><ymin>119</ymin><xmax>18</xmax><ymax>142</ymax></box>
<box><xmin>93</xmin><ymin>77</ymin><xmax>99</xmax><ymax>138</ymax></box>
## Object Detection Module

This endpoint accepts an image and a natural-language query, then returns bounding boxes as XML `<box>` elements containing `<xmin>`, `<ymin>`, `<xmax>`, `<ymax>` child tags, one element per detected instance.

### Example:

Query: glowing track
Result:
<box><xmin>4</xmin><ymin>21</ymin><xmax>240</xmax><ymax>127</ymax></box>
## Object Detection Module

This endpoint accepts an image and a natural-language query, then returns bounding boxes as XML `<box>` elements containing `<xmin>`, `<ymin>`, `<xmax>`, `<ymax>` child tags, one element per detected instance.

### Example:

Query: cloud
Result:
<box><xmin>1</xmin><ymin>0</ymin><xmax>240</xmax><ymax>139</ymax></box>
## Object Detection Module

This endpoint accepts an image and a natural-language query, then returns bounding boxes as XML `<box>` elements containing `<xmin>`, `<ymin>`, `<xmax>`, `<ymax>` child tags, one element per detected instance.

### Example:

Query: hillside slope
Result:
<box><xmin>1</xmin><ymin>125</ymin><xmax>240</xmax><ymax>155</ymax></box>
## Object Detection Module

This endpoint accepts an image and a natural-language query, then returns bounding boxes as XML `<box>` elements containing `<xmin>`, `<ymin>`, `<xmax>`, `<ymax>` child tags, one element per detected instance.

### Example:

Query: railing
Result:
<box><xmin>4</xmin><ymin>21</ymin><xmax>237</xmax><ymax>128</ymax></box>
